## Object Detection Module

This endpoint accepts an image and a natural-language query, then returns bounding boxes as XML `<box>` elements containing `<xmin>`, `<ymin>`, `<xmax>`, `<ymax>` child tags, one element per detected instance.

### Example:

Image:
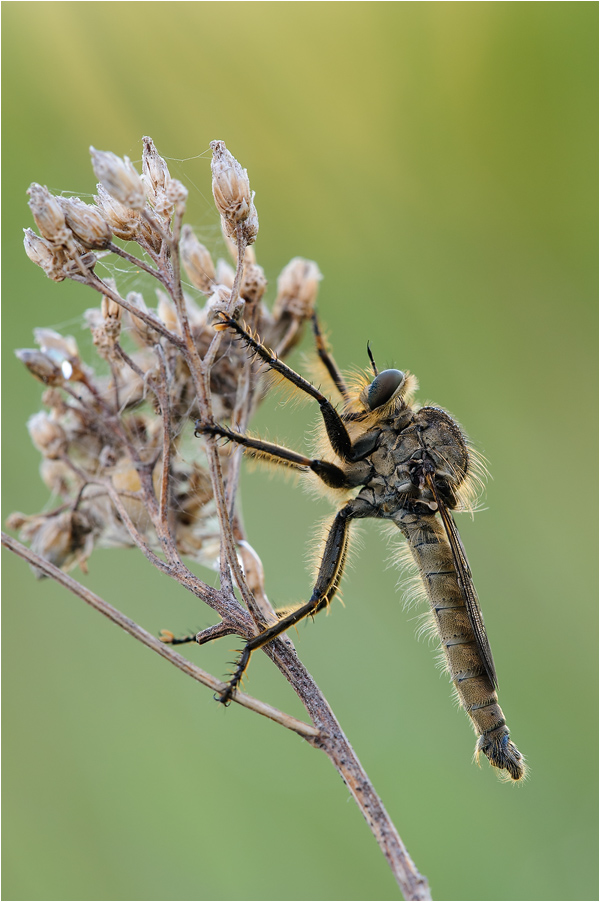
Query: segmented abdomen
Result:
<box><xmin>394</xmin><ymin>507</ymin><xmax>525</xmax><ymax>781</ymax></box>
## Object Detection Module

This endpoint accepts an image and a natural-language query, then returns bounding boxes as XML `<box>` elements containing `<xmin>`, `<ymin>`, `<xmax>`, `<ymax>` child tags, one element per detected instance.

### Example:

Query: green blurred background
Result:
<box><xmin>2</xmin><ymin>3</ymin><xmax>597</xmax><ymax>900</ymax></box>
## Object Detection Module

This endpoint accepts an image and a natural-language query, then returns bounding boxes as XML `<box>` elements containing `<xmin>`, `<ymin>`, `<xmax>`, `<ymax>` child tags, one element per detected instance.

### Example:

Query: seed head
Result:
<box><xmin>90</xmin><ymin>147</ymin><xmax>145</xmax><ymax>211</ymax></box>
<box><xmin>27</xmin><ymin>411</ymin><xmax>68</xmax><ymax>459</ymax></box>
<box><xmin>210</xmin><ymin>142</ymin><xmax>258</xmax><ymax>245</ymax></box>
<box><xmin>241</xmin><ymin>262</ymin><xmax>267</xmax><ymax>306</ymax></box>
<box><xmin>27</xmin><ymin>184</ymin><xmax>70</xmax><ymax>244</ymax></box>
<box><xmin>273</xmin><ymin>258</ymin><xmax>322</xmax><ymax>321</ymax></box>
<box><xmin>94</xmin><ymin>184</ymin><xmax>140</xmax><ymax>240</ymax></box>
<box><xmin>33</xmin><ymin>327</ymin><xmax>85</xmax><ymax>382</ymax></box>
<box><xmin>15</xmin><ymin>349</ymin><xmax>64</xmax><ymax>386</ymax></box>
<box><xmin>142</xmin><ymin>136</ymin><xmax>171</xmax><ymax>207</ymax></box>
<box><xmin>23</xmin><ymin>228</ymin><xmax>67</xmax><ymax>282</ymax></box>
<box><xmin>126</xmin><ymin>291</ymin><xmax>158</xmax><ymax>346</ymax></box>
<box><xmin>40</xmin><ymin>459</ymin><xmax>75</xmax><ymax>496</ymax></box>
<box><xmin>58</xmin><ymin>197</ymin><xmax>112</xmax><ymax>250</ymax></box>
<box><xmin>22</xmin><ymin>510</ymin><xmax>96</xmax><ymax>577</ymax></box>
<box><xmin>205</xmin><ymin>285</ymin><xmax>244</xmax><ymax>329</ymax></box>
<box><xmin>180</xmin><ymin>225</ymin><xmax>215</xmax><ymax>293</ymax></box>
<box><xmin>215</xmin><ymin>258</ymin><xmax>235</xmax><ymax>289</ymax></box>
<box><xmin>156</xmin><ymin>291</ymin><xmax>179</xmax><ymax>332</ymax></box>
<box><xmin>100</xmin><ymin>292</ymin><xmax>123</xmax><ymax>345</ymax></box>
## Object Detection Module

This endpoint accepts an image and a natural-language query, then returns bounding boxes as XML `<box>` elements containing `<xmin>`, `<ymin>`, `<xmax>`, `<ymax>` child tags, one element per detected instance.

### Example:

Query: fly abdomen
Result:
<box><xmin>394</xmin><ymin>508</ymin><xmax>525</xmax><ymax>781</ymax></box>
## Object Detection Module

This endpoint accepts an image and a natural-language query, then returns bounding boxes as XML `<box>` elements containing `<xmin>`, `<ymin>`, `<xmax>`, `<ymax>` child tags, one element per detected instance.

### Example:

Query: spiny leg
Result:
<box><xmin>195</xmin><ymin>421</ymin><xmax>353</xmax><ymax>489</ymax></box>
<box><xmin>311</xmin><ymin>312</ymin><xmax>349</xmax><ymax>401</ymax></box>
<box><xmin>219</xmin><ymin>501</ymin><xmax>358</xmax><ymax>704</ymax></box>
<box><xmin>215</xmin><ymin>314</ymin><xmax>357</xmax><ymax>462</ymax></box>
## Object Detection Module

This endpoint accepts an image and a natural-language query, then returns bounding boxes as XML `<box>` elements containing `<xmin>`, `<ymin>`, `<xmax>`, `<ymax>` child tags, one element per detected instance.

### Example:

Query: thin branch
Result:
<box><xmin>107</xmin><ymin>241</ymin><xmax>161</xmax><ymax>279</ymax></box>
<box><xmin>86</xmin><ymin>273</ymin><xmax>186</xmax><ymax>349</ymax></box>
<box><xmin>2</xmin><ymin>526</ymin><xmax>431</xmax><ymax>899</ymax></box>
<box><xmin>1</xmin><ymin>533</ymin><xmax>319</xmax><ymax>740</ymax></box>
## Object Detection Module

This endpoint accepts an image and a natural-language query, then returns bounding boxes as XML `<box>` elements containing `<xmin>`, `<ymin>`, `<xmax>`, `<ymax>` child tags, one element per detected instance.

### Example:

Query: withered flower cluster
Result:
<box><xmin>12</xmin><ymin>137</ymin><xmax>322</xmax><ymax>579</ymax></box>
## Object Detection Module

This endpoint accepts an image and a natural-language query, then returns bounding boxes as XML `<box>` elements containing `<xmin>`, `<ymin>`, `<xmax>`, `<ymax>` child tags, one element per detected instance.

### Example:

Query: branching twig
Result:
<box><xmin>1</xmin><ymin>533</ymin><xmax>319</xmax><ymax>739</ymax></box>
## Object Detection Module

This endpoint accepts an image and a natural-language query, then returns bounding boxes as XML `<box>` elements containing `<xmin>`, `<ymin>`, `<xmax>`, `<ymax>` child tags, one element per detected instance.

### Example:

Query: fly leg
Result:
<box><xmin>219</xmin><ymin>501</ymin><xmax>359</xmax><ymax>704</ymax></box>
<box><xmin>195</xmin><ymin>421</ymin><xmax>353</xmax><ymax>489</ymax></box>
<box><xmin>311</xmin><ymin>312</ymin><xmax>349</xmax><ymax>401</ymax></box>
<box><xmin>214</xmin><ymin>314</ymin><xmax>360</xmax><ymax>462</ymax></box>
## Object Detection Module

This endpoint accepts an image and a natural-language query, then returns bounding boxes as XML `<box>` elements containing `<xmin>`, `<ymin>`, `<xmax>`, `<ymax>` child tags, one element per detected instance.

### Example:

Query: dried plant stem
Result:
<box><xmin>3</xmin><ymin>530</ymin><xmax>431</xmax><ymax>900</ymax></box>
<box><xmin>1</xmin><ymin>533</ymin><xmax>317</xmax><ymax>739</ymax></box>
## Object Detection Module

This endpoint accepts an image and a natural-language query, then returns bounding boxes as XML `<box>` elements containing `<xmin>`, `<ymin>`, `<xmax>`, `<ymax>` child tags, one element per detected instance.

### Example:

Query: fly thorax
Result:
<box><xmin>412</xmin><ymin>407</ymin><xmax>470</xmax><ymax>489</ymax></box>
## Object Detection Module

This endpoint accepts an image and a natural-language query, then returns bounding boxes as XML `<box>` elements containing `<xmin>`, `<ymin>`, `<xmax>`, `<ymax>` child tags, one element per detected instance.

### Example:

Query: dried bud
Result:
<box><xmin>241</xmin><ymin>262</ymin><xmax>267</xmax><ymax>306</ymax></box>
<box><xmin>101</xmin><ymin>293</ymin><xmax>123</xmax><ymax>343</ymax></box>
<box><xmin>215</xmin><ymin>258</ymin><xmax>235</xmax><ymax>289</ymax></box>
<box><xmin>210</xmin><ymin>141</ymin><xmax>253</xmax><ymax>225</ymax></box>
<box><xmin>23</xmin><ymin>228</ymin><xmax>66</xmax><ymax>281</ymax></box>
<box><xmin>156</xmin><ymin>290</ymin><xmax>178</xmax><ymax>332</ymax></box>
<box><xmin>180</xmin><ymin>225</ymin><xmax>215</xmax><ymax>293</ymax></box>
<box><xmin>205</xmin><ymin>285</ymin><xmax>244</xmax><ymax>329</ymax></box>
<box><xmin>273</xmin><ymin>258</ymin><xmax>322</xmax><ymax>321</ymax></box>
<box><xmin>35</xmin><ymin>327</ymin><xmax>79</xmax><ymax>361</ymax></box>
<box><xmin>58</xmin><ymin>197</ymin><xmax>112</xmax><ymax>250</ymax></box>
<box><xmin>27</xmin><ymin>411</ymin><xmax>68</xmax><ymax>459</ymax></box>
<box><xmin>6</xmin><ymin>512</ymin><xmax>28</xmax><ymax>531</ymax></box>
<box><xmin>23</xmin><ymin>510</ymin><xmax>96</xmax><ymax>576</ymax></box>
<box><xmin>94</xmin><ymin>184</ymin><xmax>140</xmax><ymax>240</ymax></box>
<box><xmin>27</xmin><ymin>184</ymin><xmax>70</xmax><ymax>244</ymax></box>
<box><xmin>34</xmin><ymin>328</ymin><xmax>85</xmax><ymax>382</ymax></box>
<box><xmin>15</xmin><ymin>349</ymin><xmax>64</xmax><ymax>386</ymax></box>
<box><xmin>240</xmin><ymin>201</ymin><xmax>259</xmax><ymax>246</ymax></box>
<box><xmin>165</xmin><ymin>178</ymin><xmax>188</xmax><ymax>207</ymax></box>
<box><xmin>90</xmin><ymin>147</ymin><xmax>145</xmax><ymax>211</ymax></box>
<box><xmin>40</xmin><ymin>459</ymin><xmax>74</xmax><ymax>495</ymax></box>
<box><xmin>126</xmin><ymin>291</ymin><xmax>158</xmax><ymax>346</ymax></box>
<box><xmin>138</xmin><ymin>216</ymin><xmax>163</xmax><ymax>254</ymax></box>
<box><xmin>142</xmin><ymin>136</ymin><xmax>171</xmax><ymax>207</ymax></box>
<box><xmin>183</xmin><ymin>293</ymin><xmax>204</xmax><ymax>329</ymax></box>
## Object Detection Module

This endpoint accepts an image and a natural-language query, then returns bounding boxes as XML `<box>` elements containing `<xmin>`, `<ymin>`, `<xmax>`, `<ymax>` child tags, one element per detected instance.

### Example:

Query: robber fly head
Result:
<box><xmin>353</xmin><ymin>344</ymin><xmax>418</xmax><ymax>418</ymax></box>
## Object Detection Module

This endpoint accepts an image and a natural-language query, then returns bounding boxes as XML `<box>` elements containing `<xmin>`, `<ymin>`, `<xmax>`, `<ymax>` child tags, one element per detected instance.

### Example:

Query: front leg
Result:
<box><xmin>215</xmin><ymin>314</ymin><xmax>360</xmax><ymax>462</ymax></box>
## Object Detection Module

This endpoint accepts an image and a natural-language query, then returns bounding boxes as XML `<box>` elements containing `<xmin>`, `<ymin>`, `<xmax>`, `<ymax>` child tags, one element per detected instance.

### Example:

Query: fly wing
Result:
<box><xmin>426</xmin><ymin>476</ymin><xmax>498</xmax><ymax>688</ymax></box>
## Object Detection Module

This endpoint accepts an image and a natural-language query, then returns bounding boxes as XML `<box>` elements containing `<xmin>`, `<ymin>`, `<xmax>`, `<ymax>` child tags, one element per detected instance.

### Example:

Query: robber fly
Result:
<box><xmin>195</xmin><ymin>312</ymin><xmax>525</xmax><ymax>782</ymax></box>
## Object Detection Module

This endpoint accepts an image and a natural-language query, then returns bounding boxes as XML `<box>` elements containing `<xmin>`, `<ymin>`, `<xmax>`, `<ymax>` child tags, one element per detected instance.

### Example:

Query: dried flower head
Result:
<box><xmin>126</xmin><ymin>291</ymin><xmax>159</xmax><ymax>346</ymax></box>
<box><xmin>15</xmin><ymin>349</ymin><xmax>65</xmax><ymax>386</ymax></box>
<box><xmin>20</xmin><ymin>510</ymin><xmax>98</xmax><ymax>577</ymax></box>
<box><xmin>58</xmin><ymin>196</ymin><xmax>113</xmax><ymax>250</ymax></box>
<box><xmin>142</xmin><ymin>136</ymin><xmax>171</xmax><ymax>209</ymax></box>
<box><xmin>205</xmin><ymin>285</ymin><xmax>244</xmax><ymax>329</ymax></box>
<box><xmin>241</xmin><ymin>262</ymin><xmax>267</xmax><ymax>306</ymax></box>
<box><xmin>180</xmin><ymin>225</ymin><xmax>216</xmax><ymax>293</ymax></box>
<box><xmin>16</xmin><ymin>135</ymin><xmax>317</xmax><ymax>581</ymax></box>
<box><xmin>23</xmin><ymin>228</ymin><xmax>67</xmax><ymax>281</ymax></box>
<box><xmin>210</xmin><ymin>140</ymin><xmax>259</xmax><ymax>246</ymax></box>
<box><xmin>272</xmin><ymin>257</ymin><xmax>322</xmax><ymax>321</ymax></box>
<box><xmin>34</xmin><ymin>328</ymin><xmax>86</xmax><ymax>383</ymax></box>
<box><xmin>215</xmin><ymin>258</ymin><xmax>235</xmax><ymax>289</ymax></box>
<box><xmin>27</xmin><ymin>183</ymin><xmax>70</xmax><ymax>244</ymax></box>
<box><xmin>210</xmin><ymin>141</ymin><xmax>252</xmax><ymax>224</ymax></box>
<box><xmin>94</xmin><ymin>184</ymin><xmax>141</xmax><ymax>241</ymax></box>
<box><xmin>90</xmin><ymin>147</ymin><xmax>146</xmax><ymax>211</ymax></box>
<box><xmin>27</xmin><ymin>412</ymin><xmax>68</xmax><ymax>459</ymax></box>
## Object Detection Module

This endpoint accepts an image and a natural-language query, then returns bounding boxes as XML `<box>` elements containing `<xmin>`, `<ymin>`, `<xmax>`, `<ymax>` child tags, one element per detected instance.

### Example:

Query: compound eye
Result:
<box><xmin>367</xmin><ymin>369</ymin><xmax>405</xmax><ymax>410</ymax></box>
